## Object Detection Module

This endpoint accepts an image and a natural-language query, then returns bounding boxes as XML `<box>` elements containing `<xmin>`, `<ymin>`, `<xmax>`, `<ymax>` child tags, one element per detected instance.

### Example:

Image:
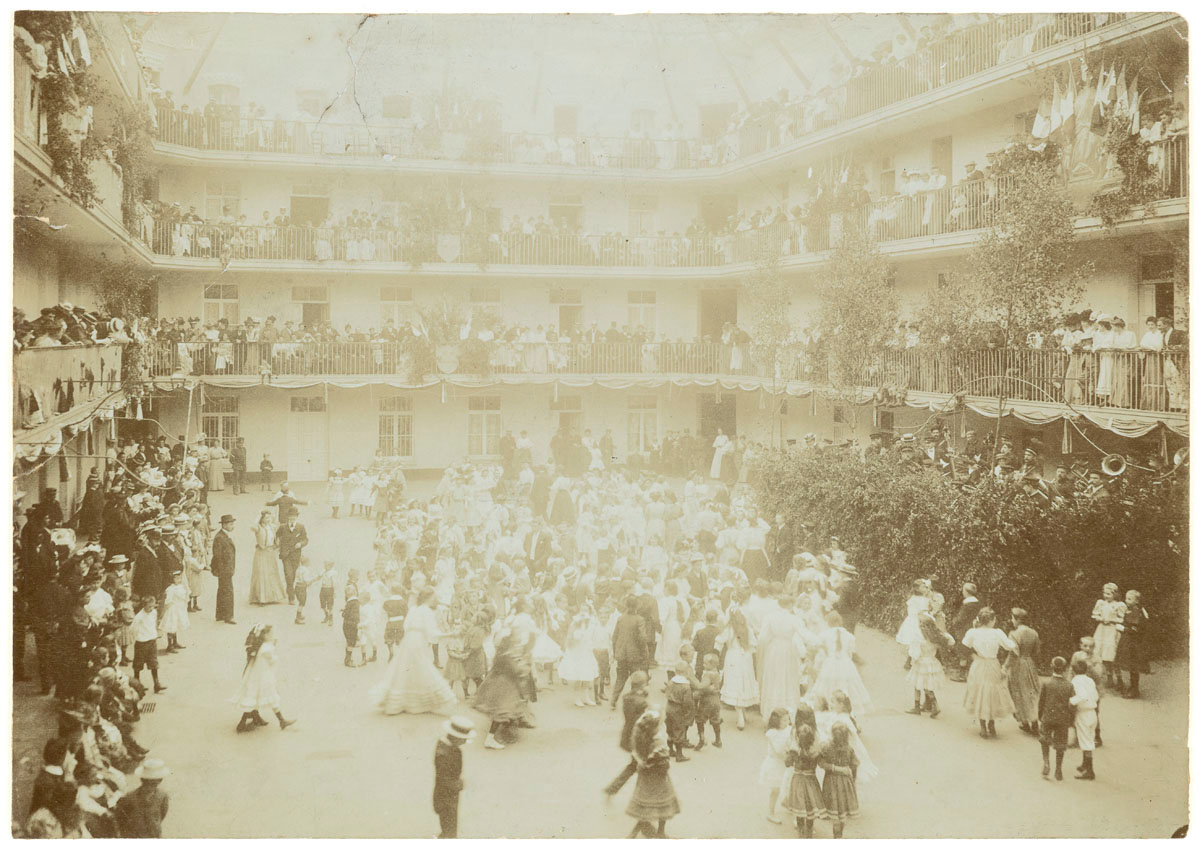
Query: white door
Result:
<box><xmin>287</xmin><ymin>406</ymin><xmax>328</xmax><ymax>481</ymax></box>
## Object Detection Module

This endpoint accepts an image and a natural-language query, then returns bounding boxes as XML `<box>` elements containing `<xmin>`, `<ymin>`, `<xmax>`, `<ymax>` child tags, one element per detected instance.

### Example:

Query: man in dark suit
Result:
<box><xmin>276</xmin><ymin>507</ymin><xmax>308</xmax><ymax>604</ymax></box>
<box><xmin>1160</xmin><ymin>315</ymin><xmax>1188</xmax><ymax>349</ymax></box>
<box><xmin>829</xmin><ymin>559</ymin><xmax>863</xmax><ymax>633</ymax></box>
<box><xmin>948</xmin><ymin>582</ymin><xmax>982</xmax><ymax>681</ymax></box>
<box><xmin>230</xmin><ymin>437</ymin><xmax>248</xmax><ymax>495</ymax></box>
<box><xmin>211</xmin><ymin>514</ymin><xmax>238</xmax><ymax>624</ymax></box>
<box><xmin>266</xmin><ymin>483</ymin><xmax>309</xmax><ymax>525</ymax></box>
<box><xmin>35</xmin><ymin>488</ymin><xmax>64</xmax><ymax>528</ymax></box>
<box><xmin>131</xmin><ymin>524</ymin><xmax>163</xmax><ymax>602</ymax></box>
<box><xmin>633</xmin><ymin>578</ymin><xmax>662</xmax><ymax>670</ymax></box>
<box><xmin>524</xmin><ymin>519</ymin><xmax>552</xmax><ymax>579</ymax></box>
<box><xmin>608</xmin><ymin>595</ymin><xmax>648</xmax><ymax>709</ymax></box>
<box><xmin>768</xmin><ymin>513</ymin><xmax>794</xmax><ymax>583</ymax></box>
<box><xmin>499</xmin><ymin>431</ymin><xmax>516</xmax><ymax>479</ymax></box>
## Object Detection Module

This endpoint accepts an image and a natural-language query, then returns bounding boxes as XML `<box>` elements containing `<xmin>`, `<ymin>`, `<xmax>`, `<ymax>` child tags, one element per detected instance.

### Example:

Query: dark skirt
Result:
<box><xmin>472</xmin><ymin>669</ymin><xmax>530</xmax><ymax>723</ymax></box>
<box><xmin>782</xmin><ymin>770</ymin><xmax>825</xmax><ymax>820</ymax></box>
<box><xmin>1116</xmin><ymin>630</ymin><xmax>1149</xmax><ymax>673</ymax></box>
<box><xmin>627</xmin><ymin>760</ymin><xmax>680</xmax><ymax>822</ymax></box>
<box><xmin>821</xmin><ymin>772</ymin><xmax>859</xmax><ymax>821</ymax></box>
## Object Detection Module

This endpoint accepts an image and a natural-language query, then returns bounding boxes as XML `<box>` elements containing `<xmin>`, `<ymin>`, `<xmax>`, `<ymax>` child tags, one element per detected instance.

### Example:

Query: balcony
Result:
<box><xmin>14</xmin><ymin>344</ymin><xmax>126</xmax><ymax>431</ymax></box>
<box><xmin>147</xmin><ymin>133</ymin><xmax>1187</xmax><ymax>274</ymax></box>
<box><xmin>148</xmin><ymin>13</ymin><xmax>1150</xmax><ymax>174</ymax></box>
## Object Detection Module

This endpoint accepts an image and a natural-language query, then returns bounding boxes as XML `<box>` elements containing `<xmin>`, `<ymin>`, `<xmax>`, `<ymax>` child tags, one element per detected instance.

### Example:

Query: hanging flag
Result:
<box><xmin>1115</xmin><ymin>65</ymin><xmax>1129</xmax><ymax>116</ymax></box>
<box><xmin>1063</xmin><ymin>68</ymin><xmax>1078</xmax><ymax>139</ymax></box>
<box><xmin>1049</xmin><ymin>78</ymin><xmax>1064</xmax><ymax>137</ymax></box>
<box><xmin>1128</xmin><ymin>73</ymin><xmax>1141</xmax><ymax>135</ymax></box>
<box><xmin>1090</xmin><ymin>65</ymin><xmax>1109</xmax><ymax>132</ymax></box>
<box><xmin>1031</xmin><ymin>97</ymin><xmax>1052</xmax><ymax>140</ymax></box>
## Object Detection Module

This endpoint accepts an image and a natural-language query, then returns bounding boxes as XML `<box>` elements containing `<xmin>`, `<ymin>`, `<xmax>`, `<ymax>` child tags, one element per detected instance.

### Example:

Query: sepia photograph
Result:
<box><xmin>9</xmin><ymin>8</ymin><xmax>1191</xmax><ymax>838</ymax></box>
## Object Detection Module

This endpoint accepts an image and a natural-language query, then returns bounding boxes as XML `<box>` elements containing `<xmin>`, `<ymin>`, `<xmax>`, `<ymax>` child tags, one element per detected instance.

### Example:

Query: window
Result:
<box><xmin>553</xmin><ymin>105</ymin><xmax>578</xmax><ymax>137</ymax></box>
<box><xmin>880</xmin><ymin>156</ymin><xmax>896</xmax><ymax>197</ymax></box>
<box><xmin>201</xmin><ymin>395</ymin><xmax>239</xmax><ymax>450</ymax></box>
<box><xmin>548</xmin><ymin>193</ymin><xmax>584</xmax><ymax>230</ymax></box>
<box><xmin>470</xmin><ymin>287</ymin><xmax>501</xmax><ymax>304</ymax></box>
<box><xmin>292</xmin><ymin>183</ymin><xmax>330</xmax><ymax>198</ymax></box>
<box><xmin>627</xmin><ymin>396</ymin><xmax>658</xmax><ymax>454</ymax></box>
<box><xmin>290</xmin><ymin>396</ymin><xmax>326</xmax><ymax>412</ymax></box>
<box><xmin>628</xmin><ymin>291</ymin><xmax>657</xmax><ymax>332</ymax></box>
<box><xmin>467</xmin><ymin>396</ymin><xmax>501</xmax><ymax>456</ymax></box>
<box><xmin>378</xmin><ymin>396</ymin><xmax>413</xmax><ymax>458</ymax></box>
<box><xmin>292</xmin><ymin>285</ymin><xmax>329</xmax><ymax>326</ymax></box>
<box><xmin>629</xmin><ymin>195</ymin><xmax>658</xmax><ymax>237</ymax></box>
<box><xmin>1013</xmin><ymin>110</ymin><xmax>1036</xmax><ymax>138</ymax></box>
<box><xmin>380</xmin><ymin>286</ymin><xmax>414</xmax><ymax>325</ymax></box>
<box><xmin>631</xmin><ymin>109</ymin><xmax>656</xmax><ymax>134</ymax></box>
<box><xmin>382</xmin><ymin>94</ymin><xmax>413</xmax><ymax>119</ymax></box>
<box><xmin>549</xmin><ymin>289</ymin><xmax>582</xmax><ymax>305</ymax></box>
<box><xmin>551</xmin><ymin>395</ymin><xmax>582</xmax><ymax>439</ymax></box>
<box><xmin>203</xmin><ymin>283</ymin><xmax>239</xmax><ymax>325</ymax></box>
<box><xmin>205</xmin><ymin>180</ymin><xmax>240</xmax><ymax>220</ymax></box>
<box><xmin>877</xmin><ymin>410</ymin><xmax>895</xmax><ymax>432</ymax></box>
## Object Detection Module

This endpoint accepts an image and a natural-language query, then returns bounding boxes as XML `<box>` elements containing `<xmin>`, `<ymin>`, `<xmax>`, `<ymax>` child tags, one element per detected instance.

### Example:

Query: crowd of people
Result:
<box><xmin>13</xmin><ymin>305</ymin><xmax>132</xmax><ymax>353</ymax></box>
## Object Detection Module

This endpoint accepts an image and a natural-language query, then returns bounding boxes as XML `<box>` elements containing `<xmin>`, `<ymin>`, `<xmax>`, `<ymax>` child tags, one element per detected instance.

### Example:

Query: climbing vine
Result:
<box><xmin>1087</xmin><ymin>115</ymin><xmax>1163</xmax><ymax>228</ymax></box>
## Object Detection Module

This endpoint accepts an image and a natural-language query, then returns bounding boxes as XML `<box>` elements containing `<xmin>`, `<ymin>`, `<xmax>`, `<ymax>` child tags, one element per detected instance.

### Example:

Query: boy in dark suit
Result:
<box><xmin>691</xmin><ymin>609</ymin><xmax>721</xmax><ymax>678</ymax></box>
<box><xmin>433</xmin><ymin>717</ymin><xmax>475</xmax><ymax>838</ymax></box>
<box><xmin>1038</xmin><ymin>656</ymin><xmax>1074</xmax><ymax>781</ymax></box>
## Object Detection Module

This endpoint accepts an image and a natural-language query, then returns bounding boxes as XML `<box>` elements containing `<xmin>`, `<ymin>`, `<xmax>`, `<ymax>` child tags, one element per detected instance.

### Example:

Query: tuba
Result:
<box><xmin>1101</xmin><ymin>454</ymin><xmax>1126</xmax><ymax>476</ymax></box>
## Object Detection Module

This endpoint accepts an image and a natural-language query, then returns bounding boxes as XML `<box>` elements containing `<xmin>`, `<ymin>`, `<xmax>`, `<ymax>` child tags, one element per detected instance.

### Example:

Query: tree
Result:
<box><xmin>965</xmin><ymin>143</ymin><xmax>1090</xmax><ymax>346</ymax></box>
<box><xmin>809</xmin><ymin>222</ymin><xmax>898</xmax><ymax>426</ymax></box>
<box><xmin>741</xmin><ymin>251</ymin><xmax>794</xmax><ymax>445</ymax></box>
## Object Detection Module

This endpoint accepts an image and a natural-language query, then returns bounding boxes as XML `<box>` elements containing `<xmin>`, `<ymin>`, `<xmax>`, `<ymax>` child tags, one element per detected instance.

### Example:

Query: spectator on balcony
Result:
<box><xmin>1160</xmin><ymin>316</ymin><xmax>1188</xmax><ymax>411</ymax></box>
<box><xmin>1092</xmin><ymin>315</ymin><xmax>1116</xmax><ymax>403</ymax></box>
<box><xmin>1105</xmin><ymin>317</ymin><xmax>1137</xmax><ymax>408</ymax></box>
<box><xmin>1138</xmin><ymin>317</ymin><xmax>1167</xmax><ymax>411</ymax></box>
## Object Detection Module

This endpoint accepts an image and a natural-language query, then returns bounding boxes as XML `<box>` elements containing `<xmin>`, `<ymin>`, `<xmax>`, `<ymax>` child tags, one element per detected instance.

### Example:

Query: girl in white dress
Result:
<box><xmin>719</xmin><ymin>608</ymin><xmax>759</xmax><ymax>729</ymax></box>
<box><xmin>161</xmin><ymin>573</ymin><xmax>190</xmax><ymax>652</ymax></box>
<box><xmin>710</xmin><ymin>431</ymin><xmax>733</xmax><ymax>480</ymax></box>
<box><xmin>373</xmin><ymin>587</ymin><xmax>457</xmax><ymax>715</ymax></box>
<box><xmin>656</xmin><ymin>580</ymin><xmax>689</xmax><ymax>668</ymax></box>
<box><xmin>233</xmin><ymin>625</ymin><xmax>296</xmax><ymax>732</ymax></box>
<box><xmin>961</xmin><ymin>606</ymin><xmax>1019</xmax><ymax>737</ymax></box>
<box><xmin>759</xmin><ymin>708</ymin><xmax>792</xmax><ymax>824</ymax></box>
<box><xmin>1091</xmin><ymin>582</ymin><xmax>1127</xmax><ymax>687</ymax></box>
<box><xmin>558</xmin><ymin>608</ymin><xmax>600</xmax><ymax>706</ymax></box>
<box><xmin>809</xmin><ymin>611</ymin><xmax>871</xmax><ymax>713</ymax></box>
<box><xmin>895</xmin><ymin>578</ymin><xmax>931</xmax><ymax>659</ymax></box>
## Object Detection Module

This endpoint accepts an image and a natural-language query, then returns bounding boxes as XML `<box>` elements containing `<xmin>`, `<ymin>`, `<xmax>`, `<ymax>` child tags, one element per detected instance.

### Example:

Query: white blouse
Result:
<box><xmin>961</xmin><ymin>626</ymin><xmax>1017</xmax><ymax>659</ymax></box>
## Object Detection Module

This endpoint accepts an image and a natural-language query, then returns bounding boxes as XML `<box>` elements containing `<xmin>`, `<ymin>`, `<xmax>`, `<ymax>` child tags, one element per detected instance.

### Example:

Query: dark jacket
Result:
<box><xmin>950</xmin><ymin>596</ymin><xmax>981</xmax><ymax>642</ymax></box>
<box><xmin>210</xmin><ymin>530</ymin><xmax>236</xmax><ymax>581</ymax></box>
<box><xmin>634</xmin><ymin>593</ymin><xmax>661</xmax><ymax>637</ymax></box>
<box><xmin>832</xmin><ymin>580</ymin><xmax>863</xmax><ymax>633</ymax></box>
<box><xmin>277</xmin><ymin>522</ymin><xmax>308</xmax><ymax>561</ymax></box>
<box><xmin>131</xmin><ymin>544</ymin><xmax>162</xmax><ymax>598</ymax></box>
<box><xmin>620</xmin><ymin>690</ymin><xmax>648</xmax><ymax>752</ymax></box>
<box><xmin>432</xmin><ymin>740</ymin><xmax>463</xmax><ymax>808</ymax></box>
<box><xmin>691</xmin><ymin>625</ymin><xmax>721</xmax><ymax>674</ymax></box>
<box><xmin>611</xmin><ymin>612</ymin><xmax>648</xmax><ymax>665</ymax></box>
<box><xmin>1037</xmin><ymin>675</ymin><xmax>1074</xmax><ymax>728</ymax></box>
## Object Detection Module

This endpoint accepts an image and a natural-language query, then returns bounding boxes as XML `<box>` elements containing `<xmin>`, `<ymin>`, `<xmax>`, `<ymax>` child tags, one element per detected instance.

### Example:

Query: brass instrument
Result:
<box><xmin>1101</xmin><ymin>453</ymin><xmax>1127</xmax><ymax>476</ymax></box>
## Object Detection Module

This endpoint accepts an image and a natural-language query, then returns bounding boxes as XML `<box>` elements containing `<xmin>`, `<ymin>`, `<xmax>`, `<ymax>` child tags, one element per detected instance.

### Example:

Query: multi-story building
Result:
<box><xmin>15</xmin><ymin>13</ymin><xmax>1189</xmax><ymax>498</ymax></box>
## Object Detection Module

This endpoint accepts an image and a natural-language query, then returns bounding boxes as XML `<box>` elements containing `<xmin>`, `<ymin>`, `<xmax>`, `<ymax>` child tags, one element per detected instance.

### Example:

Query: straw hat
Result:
<box><xmin>441</xmin><ymin>716</ymin><xmax>477</xmax><ymax>744</ymax></box>
<box><xmin>135</xmin><ymin>758</ymin><xmax>170</xmax><ymax>781</ymax></box>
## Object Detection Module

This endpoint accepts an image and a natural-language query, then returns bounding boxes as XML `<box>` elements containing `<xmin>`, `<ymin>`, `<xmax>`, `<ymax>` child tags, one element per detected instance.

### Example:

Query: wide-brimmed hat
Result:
<box><xmin>135</xmin><ymin>758</ymin><xmax>170</xmax><ymax>781</ymax></box>
<box><xmin>441</xmin><ymin>716</ymin><xmax>477</xmax><ymax>743</ymax></box>
<box><xmin>107</xmin><ymin>554</ymin><xmax>130</xmax><ymax>566</ymax></box>
<box><xmin>899</xmin><ymin>433</ymin><xmax>917</xmax><ymax>445</ymax></box>
<box><xmin>61</xmin><ymin>702</ymin><xmax>100</xmax><ymax>726</ymax></box>
<box><xmin>220</xmin><ymin>514</ymin><xmax>236</xmax><ymax>525</ymax></box>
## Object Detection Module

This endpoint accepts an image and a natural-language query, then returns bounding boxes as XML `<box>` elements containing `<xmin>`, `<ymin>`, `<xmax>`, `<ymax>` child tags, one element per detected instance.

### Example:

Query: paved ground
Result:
<box><xmin>12</xmin><ymin>482</ymin><xmax>1190</xmax><ymax>837</ymax></box>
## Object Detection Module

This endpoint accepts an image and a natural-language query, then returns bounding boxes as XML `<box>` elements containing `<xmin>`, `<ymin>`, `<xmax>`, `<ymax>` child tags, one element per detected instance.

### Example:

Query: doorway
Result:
<box><xmin>699</xmin><ymin>289</ymin><xmax>738</xmax><ymax>339</ymax></box>
<box><xmin>290</xmin><ymin>195</ymin><xmax>330</xmax><ymax>227</ymax></box>
<box><xmin>697</xmin><ymin>393</ymin><xmax>737</xmax><ymax>440</ymax></box>
<box><xmin>286</xmin><ymin>396</ymin><xmax>328</xmax><ymax>482</ymax></box>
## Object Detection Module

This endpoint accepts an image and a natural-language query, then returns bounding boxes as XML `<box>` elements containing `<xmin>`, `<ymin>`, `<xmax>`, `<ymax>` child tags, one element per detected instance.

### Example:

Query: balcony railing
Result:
<box><xmin>145</xmin><ymin>340</ymin><xmax>738</xmax><ymax>379</ymax></box>
<box><xmin>150</xmin><ymin>13</ymin><xmax>1137</xmax><ymax>168</ymax></box>
<box><xmin>864</xmin><ymin>348</ymin><xmax>1189</xmax><ymax>413</ymax></box>
<box><xmin>14</xmin><ymin>344</ymin><xmax>125</xmax><ymax>429</ymax></box>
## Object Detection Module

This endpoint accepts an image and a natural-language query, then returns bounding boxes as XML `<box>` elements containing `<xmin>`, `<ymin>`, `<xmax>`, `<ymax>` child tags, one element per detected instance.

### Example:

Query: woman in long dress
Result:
<box><xmin>961</xmin><ymin>606</ymin><xmax>1018</xmax><ymax>738</ymax></box>
<box><xmin>710</xmin><ymin>430</ymin><xmax>732</xmax><ymax>480</ymax></box>
<box><xmin>233</xmin><ymin>625</ymin><xmax>296</xmax><ymax>732</ymax></box>
<box><xmin>248</xmin><ymin>510</ymin><xmax>287</xmax><ymax>605</ymax></box>
<box><xmin>1139</xmin><ymin>317</ymin><xmax>1167</xmax><ymax>411</ymax></box>
<box><xmin>809</xmin><ymin>611</ymin><xmax>871</xmax><ymax>713</ymax></box>
<box><xmin>1092</xmin><ymin>317</ymin><xmax>1116</xmax><ymax>402</ymax></box>
<box><xmin>1005</xmin><ymin>608</ymin><xmax>1041</xmax><ymax>734</ymax></box>
<box><xmin>373</xmin><ymin>586</ymin><xmax>458</xmax><ymax>715</ymax></box>
<box><xmin>656</xmin><ymin>580</ymin><xmax>689</xmax><ymax>668</ymax></box>
<box><xmin>758</xmin><ymin>596</ymin><xmax>808</xmax><ymax>727</ymax></box>
<box><xmin>1107</xmin><ymin>317</ymin><xmax>1137</xmax><ymax>408</ymax></box>
<box><xmin>720</xmin><ymin>608</ymin><xmax>759</xmax><ymax>730</ymax></box>
<box><xmin>206</xmin><ymin>441</ymin><xmax>227</xmax><ymax>490</ymax></box>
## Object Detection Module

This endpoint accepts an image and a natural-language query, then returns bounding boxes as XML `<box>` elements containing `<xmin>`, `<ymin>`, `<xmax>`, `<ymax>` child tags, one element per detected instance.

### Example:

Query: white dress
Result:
<box><xmin>759</xmin><ymin>726</ymin><xmax>791</xmax><ymax>787</ymax></box>
<box><xmin>656</xmin><ymin>595</ymin><xmax>688</xmax><ymax>667</ymax></box>
<box><xmin>809</xmin><ymin>627</ymin><xmax>871</xmax><ymax>713</ymax></box>
<box><xmin>757</xmin><ymin>611</ymin><xmax>806</xmax><ymax>720</ymax></box>
<box><xmin>557</xmin><ymin>621</ymin><xmax>599</xmax><ymax>682</ymax></box>
<box><xmin>233</xmin><ymin>642</ymin><xmax>282</xmax><ymax>712</ymax></box>
<box><xmin>372</xmin><ymin>604</ymin><xmax>457</xmax><ymax>715</ymax></box>
<box><xmin>895</xmin><ymin>595</ymin><xmax>930</xmax><ymax>648</ymax></box>
<box><xmin>720</xmin><ymin>629</ymin><xmax>759</xmax><ymax>707</ymax></box>
<box><xmin>710</xmin><ymin>435</ymin><xmax>731</xmax><ymax>479</ymax></box>
<box><xmin>160</xmin><ymin>583</ymin><xmax>190</xmax><ymax>634</ymax></box>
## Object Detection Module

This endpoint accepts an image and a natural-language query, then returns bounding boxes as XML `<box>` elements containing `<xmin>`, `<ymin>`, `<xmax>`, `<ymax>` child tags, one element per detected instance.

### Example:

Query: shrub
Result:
<box><xmin>754</xmin><ymin>449</ymin><xmax>1188</xmax><ymax>663</ymax></box>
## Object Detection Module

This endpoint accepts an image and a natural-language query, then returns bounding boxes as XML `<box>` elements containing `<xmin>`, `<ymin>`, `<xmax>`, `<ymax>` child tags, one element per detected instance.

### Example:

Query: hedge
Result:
<box><xmin>753</xmin><ymin>449</ymin><xmax>1188</xmax><ymax>663</ymax></box>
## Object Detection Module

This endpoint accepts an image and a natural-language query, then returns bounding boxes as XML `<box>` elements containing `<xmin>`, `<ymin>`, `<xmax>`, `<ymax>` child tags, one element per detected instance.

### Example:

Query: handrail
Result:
<box><xmin>140</xmin><ymin>339</ymin><xmax>1188</xmax><ymax>415</ymax></box>
<box><xmin>150</xmin><ymin>13</ymin><xmax>1138</xmax><ymax>168</ymax></box>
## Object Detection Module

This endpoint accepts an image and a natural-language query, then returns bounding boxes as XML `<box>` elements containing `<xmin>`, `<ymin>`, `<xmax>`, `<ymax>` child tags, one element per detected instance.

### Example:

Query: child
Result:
<box><xmin>442</xmin><ymin>619</ymin><xmax>469</xmax><ymax>699</ymax></box>
<box><xmin>691</xmin><ymin>609</ymin><xmax>722</xmax><ymax>678</ymax></box>
<box><xmin>783</xmin><ymin>723</ymin><xmax>825</xmax><ymax>837</ymax></box>
<box><xmin>619</xmin><ymin>671</ymin><xmax>650</xmax><ymax>753</ymax></box>
<box><xmin>319</xmin><ymin>561</ymin><xmax>338</xmax><ymax>625</ymax></box>
<box><xmin>1116</xmin><ymin>589</ymin><xmax>1149</xmax><ymax>699</ymax></box>
<box><xmin>559</xmin><ymin>608</ymin><xmax>600</xmax><ymax>707</ymax></box>
<box><xmin>830</xmin><ymin>691</ymin><xmax>877</xmax><ymax>782</ymax></box>
<box><xmin>342</xmin><ymin>584</ymin><xmax>362</xmax><ymax>668</ymax></box>
<box><xmin>1069</xmin><ymin>637</ymin><xmax>1104</xmax><ymax>747</ymax></box>
<box><xmin>821</xmin><ymin>723</ymin><xmax>859</xmax><ymax>838</ymax></box>
<box><xmin>113</xmin><ymin>586</ymin><xmax>136</xmax><ymax>666</ymax></box>
<box><xmin>759</xmin><ymin>708</ymin><xmax>791</xmax><ymax>825</ymax></box>
<box><xmin>811</xmin><ymin>611</ymin><xmax>871</xmax><ymax>713</ymax></box>
<box><xmin>1069</xmin><ymin>657</ymin><xmax>1100</xmax><ymax>780</ymax></box>
<box><xmin>28</xmin><ymin>738</ymin><xmax>67</xmax><ymax>818</ymax></box>
<box><xmin>462</xmin><ymin>611</ymin><xmax>489</xmax><ymax>697</ymax></box>
<box><xmin>358</xmin><ymin>589</ymin><xmax>380</xmax><ymax>664</ymax></box>
<box><xmin>664</xmin><ymin>660</ymin><xmax>696</xmax><ymax>763</ymax></box>
<box><xmin>1090</xmin><ymin>582</ymin><xmax>1126</xmax><ymax>688</ymax></box>
<box><xmin>895</xmin><ymin>579</ymin><xmax>930</xmax><ymax>669</ymax></box>
<box><xmin>259</xmin><ymin>454</ymin><xmax>273</xmax><ymax>491</ymax></box>
<box><xmin>161</xmin><ymin>572</ymin><xmax>190</xmax><ymax>653</ymax></box>
<box><xmin>604</xmin><ymin>709</ymin><xmax>681</xmax><ymax>838</ymax></box>
<box><xmin>131</xmin><ymin>597</ymin><xmax>166</xmax><ymax>693</ymax></box>
<box><xmin>693</xmin><ymin>652</ymin><xmax>723</xmax><ymax>750</ymax></box>
<box><xmin>906</xmin><ymin>611</ymin><xmax>953</xmax><ymax>718</ymax></box>
<box><xmin>1037</xmin><ymin>656</ymin><xmax>1073</xmax><ymax>781</ymax></box>
<box><xmin>383</xmin><ymin>583</ymin><xmax>408</xmax><ymax>660</ymax></box>
<box><xmin>114</xmin><ymin>758</ymin><xmax>170</xmax><ymax>838</ymax></box>
<box><xmin>292</xmin><ymin>557</ymin><xmax>319</xmax><ymax>625</ymax></box>
<box><xmin>591</xmin><ymin>602</ymin><xmax>614</xmax><ymax>704</ymax></box>
<box><xmin>433</xmin><ymin>717</ymin><xmax>476</xmax><ymax>839</ymax></box>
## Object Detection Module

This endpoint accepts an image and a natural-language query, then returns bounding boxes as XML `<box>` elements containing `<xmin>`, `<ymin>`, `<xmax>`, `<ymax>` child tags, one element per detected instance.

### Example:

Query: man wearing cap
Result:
<box><xmin>266</xmin><ymin>482</ymin><xmax>309</xmax><ymax>526</ymax></box>
<box><xmin>230</xmin><ymin>437</ymin><xmax>248</xmax><ymax>495</ymax></box>
<box><xmin>433</xmin><ymin>716</ymin><xmax>475</xmax><ymax>838</ymax></box>
<box><xmin>132</xmin><ymin>523</ymin><xmax>163</xmax><ymax>603</ymax></box>
<box><xmin>211</xmin><ymin>515</ymin><xmax>238</xmax><ymax>624</ymax></box>
<box><xmin>276</xmin><ymin>507</ymin><xmax>309</xmax><ymax>605</ymax></box>
<box><xmin>829</xmin><ymin>558</ymin><xmax>862</xmax><ymax>634</ymax></box>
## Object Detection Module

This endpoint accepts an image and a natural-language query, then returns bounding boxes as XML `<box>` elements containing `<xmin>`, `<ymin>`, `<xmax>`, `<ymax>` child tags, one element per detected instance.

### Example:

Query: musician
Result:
<box><xmin>1046</xmin><ymin>466</ymin><xmax>1076</xmax><ymax>505</ymax></box>
<box><xmin>1083</xmin><ymin>469</ymin><xmax>1112</xmax><ymax>502</ymax></box>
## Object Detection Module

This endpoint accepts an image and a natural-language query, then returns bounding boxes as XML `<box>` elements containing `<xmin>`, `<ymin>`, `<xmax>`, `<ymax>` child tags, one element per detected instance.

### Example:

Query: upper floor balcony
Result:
<box><xmin>148</xmin><ymin>12</ymin><xmax>1156</xmax><ymax>176</ymax></box>
<box><xmin>142</xmin><ymin>339</ymin><xmax>1188</xmax><ymax>426</ymax></box>
<box><xmin>14</xmin><ymin>343</ymin><xmax>126</xmax><ymax>431</ymax></box>
<box><xmin>146</xmin><ymin>132</ymin><xmax>1188</xmax><ymax>274</ymax></box>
